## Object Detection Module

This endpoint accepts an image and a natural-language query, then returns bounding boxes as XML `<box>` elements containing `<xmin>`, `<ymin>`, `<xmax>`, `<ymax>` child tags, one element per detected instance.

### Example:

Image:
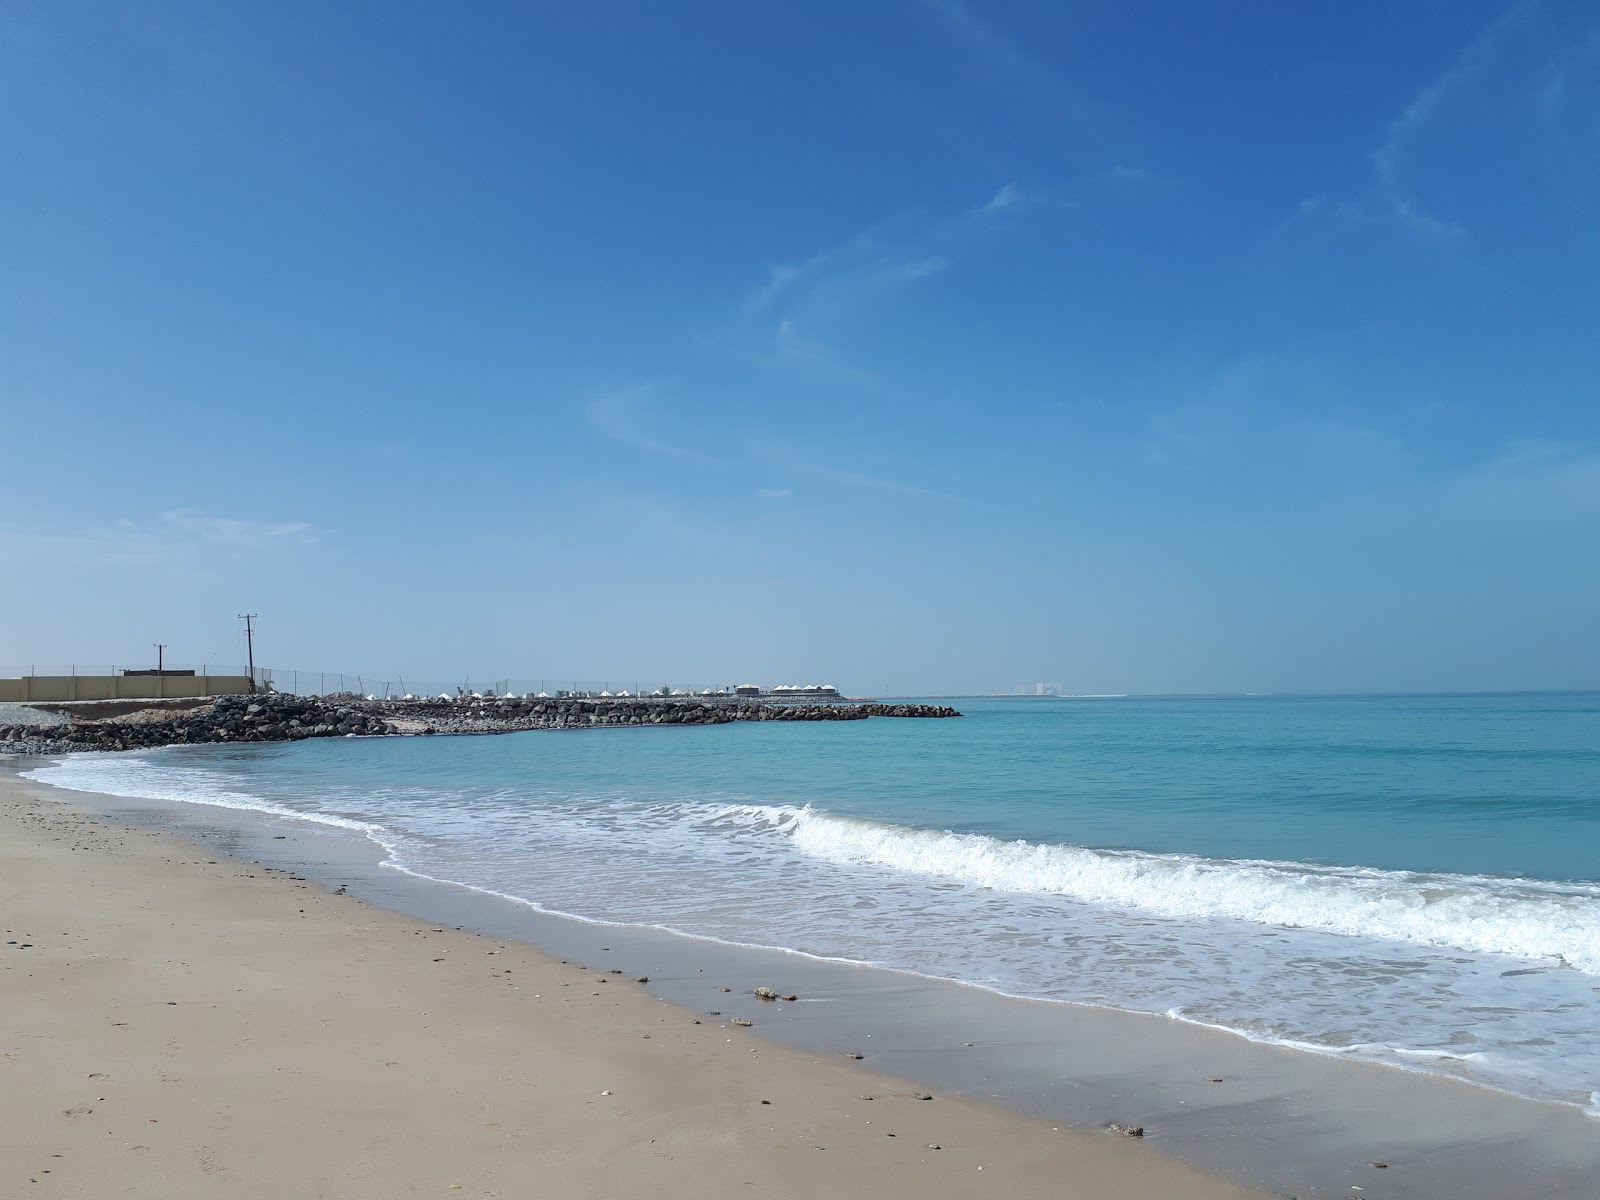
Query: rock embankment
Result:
<box><xmin>373</xmin><ymin>697</ymin><xmax>960</xmax><ymax>735</ymax></box>
<box><xmin>0</xmin><ymin>693</ymin><xmax>393</xmax><ymax>754</ymax></box>
<box><xmin>0</xmin><ymin>694</ymin><xmax>959</xmax><ymax>753</ymax></box>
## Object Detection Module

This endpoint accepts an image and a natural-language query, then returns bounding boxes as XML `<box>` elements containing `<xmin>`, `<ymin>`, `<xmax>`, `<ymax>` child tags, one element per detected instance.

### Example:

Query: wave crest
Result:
<box><xmin>761</xmin><ymin>807</ymin><xmax>1600</xmax><ymax>973</ymax></box>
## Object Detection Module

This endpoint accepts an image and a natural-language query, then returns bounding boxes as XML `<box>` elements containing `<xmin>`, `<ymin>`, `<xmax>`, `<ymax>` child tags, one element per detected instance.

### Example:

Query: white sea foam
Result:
<box><xmin>718</xmin><ymin>804</ymin><xmax>1600</xmax><ymax>974</ymax></box>
<box><xmin>24</xmin><ymin>754</ymin><xmax>384</xmax><ymax>836</ymax></box>
<box><xmin>23</xmin><ymin>754</ymin><xmax>1600</xmax><ymax>1111</ymax></box>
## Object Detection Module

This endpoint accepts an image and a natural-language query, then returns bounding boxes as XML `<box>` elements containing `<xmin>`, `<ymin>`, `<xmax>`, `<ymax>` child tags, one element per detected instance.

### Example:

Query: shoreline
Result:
<box><xmin>0</xmin><ymin>762</ymin><xmax>1258</xmax><ymax>1200</ymax></box>
<box><xmin>9</xmin><ymin>756</ymin><xmax>1600</xmax><ymax>1198</ymax></box>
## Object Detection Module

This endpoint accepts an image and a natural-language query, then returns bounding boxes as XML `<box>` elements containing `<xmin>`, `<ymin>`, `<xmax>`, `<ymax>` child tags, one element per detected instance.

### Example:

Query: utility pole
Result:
<box><xmin>239</xmin><ymin>614</ymin><xmax>258</xmax><ymax>691</ymax></box>
<box><xmin>154</xmin><ymin>643</ymin><xmax>166</xmax><ymax>673</ymax></box>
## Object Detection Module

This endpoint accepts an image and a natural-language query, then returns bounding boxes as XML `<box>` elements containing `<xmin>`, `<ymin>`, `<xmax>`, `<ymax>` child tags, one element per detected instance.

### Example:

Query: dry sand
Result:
<box><xmin>0</xmin><ymin>771</ymin><xmax>1263</xmax><ymax>1199</ymax></box>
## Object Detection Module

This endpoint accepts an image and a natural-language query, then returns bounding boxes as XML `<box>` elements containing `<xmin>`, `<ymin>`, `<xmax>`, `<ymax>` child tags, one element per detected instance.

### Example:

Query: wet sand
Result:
<box><xmin>0</xmin><ymin>767</ymin><xmax>1260</xmax><ymax>1199</ymax></box>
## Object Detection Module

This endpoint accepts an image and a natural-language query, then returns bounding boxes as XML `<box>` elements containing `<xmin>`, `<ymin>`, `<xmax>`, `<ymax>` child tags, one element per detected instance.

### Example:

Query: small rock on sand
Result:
<box><xmin>1106</xmin><ymin>1121</ymin><xmax>1144</xmax><ymax>1137</ymax></box>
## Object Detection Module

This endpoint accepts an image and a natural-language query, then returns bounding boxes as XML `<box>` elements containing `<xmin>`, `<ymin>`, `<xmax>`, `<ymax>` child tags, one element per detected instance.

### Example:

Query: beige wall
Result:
<box><xmin>0</xmin><ymin>675</ymin><xmax>252</xmax><ymax>702</ymax></box>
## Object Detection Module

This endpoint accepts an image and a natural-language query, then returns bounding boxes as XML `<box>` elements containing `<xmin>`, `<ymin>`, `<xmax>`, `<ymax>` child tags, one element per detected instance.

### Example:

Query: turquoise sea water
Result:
<box><xmin>30</xmin><ymin>693</ymin><xmax>1600</xmax><ymax>1111</ymax></box>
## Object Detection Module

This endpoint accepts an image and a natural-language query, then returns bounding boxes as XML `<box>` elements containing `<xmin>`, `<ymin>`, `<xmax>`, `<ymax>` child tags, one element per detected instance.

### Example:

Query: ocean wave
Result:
<box><xmin>22</xmin><ymin>754</ymin><xmax>1600</xmax><ymax>1111</ymax></box>
<box><xmin>716</xmin><ymin>804</ymin><xmax>1600</xmax><ymax>974</ymax></box>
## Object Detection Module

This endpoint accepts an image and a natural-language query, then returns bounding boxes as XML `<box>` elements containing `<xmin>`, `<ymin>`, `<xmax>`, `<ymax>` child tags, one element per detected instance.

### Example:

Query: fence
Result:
<box><xmin>248</xmin><ymin>670</ymin><xmax>756</xmax><ymax>700</ymax></box>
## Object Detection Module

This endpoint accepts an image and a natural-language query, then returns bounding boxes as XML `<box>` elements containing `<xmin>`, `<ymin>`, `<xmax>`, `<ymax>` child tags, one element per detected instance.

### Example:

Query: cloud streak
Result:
<box><xmin>583</xmin><ymin>384</ymin><xmax>730</xmax><ymax>466</ymax></box>
<box><xmin>1366</xmin><ymin>0</ymin><xmax>1539</xmax><ymax>238</ymax></box>
<box><xmin>1442</xmin><ymin>439</ymin><xmax>1600</xmax><ymax>523</ymax></box>
<box><xmin>0</xmin><ymin>511</ymin><xmax>323</xmax><ymax>570</ymax></box>
<box><xmin>919</xmin><ymin>0</ymin><xmax>1120</xmax><ymax>152</ymax></box>
<box><xmin>749</xmin><ymin>434</ymin><xmax>966</xmax><ymax>504</ymax></box>
<box><xmin>745</xmin><ymin>182</ymin><xmax>1030</xmax><ymax>344</ymax></box>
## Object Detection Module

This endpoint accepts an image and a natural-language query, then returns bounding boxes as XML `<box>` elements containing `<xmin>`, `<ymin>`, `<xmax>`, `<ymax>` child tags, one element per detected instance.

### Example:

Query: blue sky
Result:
<box><xmin>3</xmin><ymin>0</ymin><xmax>1597</xmax><ymax>695</ymax></box>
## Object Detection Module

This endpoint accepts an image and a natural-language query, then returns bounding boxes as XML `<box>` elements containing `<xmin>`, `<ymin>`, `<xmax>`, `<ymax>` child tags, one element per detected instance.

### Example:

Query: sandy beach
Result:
<box><xmin>0</xmin><ymin>767</ymin><xmax>1263</xmax><ymax>1199</ymax></box>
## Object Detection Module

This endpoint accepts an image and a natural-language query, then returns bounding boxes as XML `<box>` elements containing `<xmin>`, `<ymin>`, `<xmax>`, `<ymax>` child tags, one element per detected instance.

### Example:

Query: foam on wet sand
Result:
<box><xmin>0</xmin><ymin>766</ymin><xmax>1258</xmax><ymax>1199</ymax></box>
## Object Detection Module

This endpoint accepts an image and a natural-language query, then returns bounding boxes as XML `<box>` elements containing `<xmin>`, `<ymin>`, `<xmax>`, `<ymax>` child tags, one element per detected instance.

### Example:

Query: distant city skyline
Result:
<box><xmin>3</xmin><ymin>2</ymin><xmax>1597</xmax><ymax>696</ymax></box>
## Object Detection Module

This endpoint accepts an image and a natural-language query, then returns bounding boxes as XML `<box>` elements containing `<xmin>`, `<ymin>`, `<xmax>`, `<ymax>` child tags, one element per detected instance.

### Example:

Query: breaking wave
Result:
<box><xmin>722</xmin><ymin>804</ymin><xmax>1600</xmax><ymax>974</ymax></box>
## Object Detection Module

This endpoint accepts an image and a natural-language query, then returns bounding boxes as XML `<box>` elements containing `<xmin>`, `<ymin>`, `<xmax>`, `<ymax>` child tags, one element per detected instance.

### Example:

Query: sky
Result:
<box><xmin>2</xmin><ymin>0</ymin><xmax>1598</xmax><ymax>696</ymax></box>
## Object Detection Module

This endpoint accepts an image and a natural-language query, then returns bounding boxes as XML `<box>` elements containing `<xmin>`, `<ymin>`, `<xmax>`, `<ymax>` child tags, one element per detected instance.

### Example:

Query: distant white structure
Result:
<box><xmin>1014</xmin><ymin>683</ymin><xmax>1062</xmax><ymax>697</ymax></box>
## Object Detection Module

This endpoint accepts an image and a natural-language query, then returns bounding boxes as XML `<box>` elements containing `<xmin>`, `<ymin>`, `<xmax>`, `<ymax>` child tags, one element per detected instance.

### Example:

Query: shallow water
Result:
<box><xmin>29</xmin><ymin>692</ymin><xmax>1600</xmax><ymax>1111</ymax></box>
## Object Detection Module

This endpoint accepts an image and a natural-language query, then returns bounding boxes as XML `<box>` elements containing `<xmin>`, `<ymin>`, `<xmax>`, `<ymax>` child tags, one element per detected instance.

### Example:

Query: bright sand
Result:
<box><xmin>0</xmin><ymin>768</ymin><xmax>1262</xmax><ymax>1199</ymax></box>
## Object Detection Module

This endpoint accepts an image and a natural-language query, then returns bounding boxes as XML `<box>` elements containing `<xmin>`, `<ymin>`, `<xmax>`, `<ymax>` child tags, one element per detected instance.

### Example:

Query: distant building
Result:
<box><xmin>734</xmin><ymin>684</ymin><xmax>762</xmax><ymax>697</ymax></box>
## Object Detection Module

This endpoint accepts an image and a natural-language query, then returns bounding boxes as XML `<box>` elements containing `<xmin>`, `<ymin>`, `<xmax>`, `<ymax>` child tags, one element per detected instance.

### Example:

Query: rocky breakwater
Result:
<box><xmin>369</xmin><ymin>696</ymin><xmax>961</xmax><ymax>735</ymax></box>
<box><xmin>1</xmin><ymin>694</ymin><xmax>960</xmax><ymax>752</ymax></box>
<box><xmin>0</xmin><ymin>693</ymin><xmax>395</xmax><ymax>753</ymax></box>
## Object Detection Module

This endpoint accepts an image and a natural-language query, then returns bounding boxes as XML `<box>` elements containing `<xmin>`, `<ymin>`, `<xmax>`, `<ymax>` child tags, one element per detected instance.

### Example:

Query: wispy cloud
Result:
<box><xmin>583</xmin><ymin>384</ymin><xmax>729</xmax><ymax>466</ymax></box>
<box><xmin>1267</xmin><ymin>3</ymin><xmax>1542</xmax><ymax>243</ymax></box>
<box><xmin>750</xmin><ymin>435</ymin><xmax>965</xmax><ymax>504</ymax></box>
<box><xmin>978</xmin><ymin>181</ymin><xmax>1022</xmax><ymax>214</ymax></box>
<box><xmin>0</xmin><ymin>511</ymin><xmax>323</xmax><ymax>570</ymax></box>
<box><xmin>161</xmin><ymin>510</ymin><xmax>318</xmax><ymax>545</ymax></box>
<box><xmin>1365</xmin><ymin>1</ymin><xmax>1537</xmax><ymax>238</ymax></box>
<box><xmin>749</xmin><ymin>229</ymin><xmax>880</xmax><ymax>313</ymax></box>
<box><xmin>748</xmin><ymin>183</ymin><xmax>1025</xmax><ymax>320</ymax></box>
<box><xmin>919</xmin><ymin>0</ymin><xmax>1119</xmax><ymax>151</ymax></box>
<box><xmin>585</xmin><ymin>491</ymin><xmax>738</xmax><ymax>552</ymax></box>
<box><xmin>1142</xmin><ymin>356</ymin><xmax>1407</xmax><ymax>480</ymax></box>
<box><xmin>1442</xmin><ymin>439</ymin><xmax>1600</xmax><ymax>523</ymax></box>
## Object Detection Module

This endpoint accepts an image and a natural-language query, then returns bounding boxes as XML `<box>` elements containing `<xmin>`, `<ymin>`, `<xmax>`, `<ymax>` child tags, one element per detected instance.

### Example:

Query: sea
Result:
<box><xmin>26</xmin><ymin>692</ymin><xmax>1600</xmax><ymax>1115</ymax></box>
